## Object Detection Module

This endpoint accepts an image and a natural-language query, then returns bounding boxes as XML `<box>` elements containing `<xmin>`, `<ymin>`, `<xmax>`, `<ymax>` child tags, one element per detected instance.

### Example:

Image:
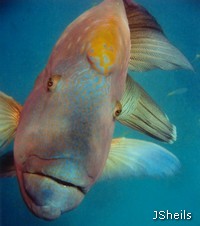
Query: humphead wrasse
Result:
<box><xmin>0</xmin><ymin>0</ymin><xmax>193</xmax><ymax>220</ymax></box>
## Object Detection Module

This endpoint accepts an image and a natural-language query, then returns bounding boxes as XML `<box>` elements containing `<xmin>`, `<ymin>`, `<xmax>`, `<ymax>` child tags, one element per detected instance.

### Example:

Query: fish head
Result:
<box><xmin>14</xmin><ymin>0</ymin><xmax>130</xmax><ymax>220</ymax></box>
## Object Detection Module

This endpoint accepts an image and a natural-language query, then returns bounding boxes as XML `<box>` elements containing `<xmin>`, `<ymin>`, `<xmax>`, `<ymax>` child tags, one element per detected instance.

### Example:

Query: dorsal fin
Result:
<box><xmin>123</xmin><ymin>0</ymin><xmax>193</xmax><ymax>71</ymax></box>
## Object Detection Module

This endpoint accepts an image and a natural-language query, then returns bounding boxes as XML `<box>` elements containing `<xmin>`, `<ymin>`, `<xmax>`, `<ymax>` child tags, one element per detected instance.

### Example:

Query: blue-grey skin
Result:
<box><xmin>14</xmin><ymin>0</ymin><xmax>130</xmax><ymax>220</ymax></box>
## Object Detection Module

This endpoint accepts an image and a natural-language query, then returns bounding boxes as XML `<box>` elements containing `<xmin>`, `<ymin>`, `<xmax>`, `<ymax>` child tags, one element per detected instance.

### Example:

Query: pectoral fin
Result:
<box><xmin>116</xmin><ymin>75</ymin><xmax>176</xmax><ymax>143</ymax></box>
<box><xmin>0</xmin><ymin>91</ymin><xmax>22</xmax><ymax>151</ymax></box>
<box><xmin>124</xmin><ymin>0</ymin><xmax>193</xmax><ymax>71</ymax></box>
<box><xmin>0</xmin><ymin>151</ymin><xmax>16</xmax><ymax>177</ymax></box>
<box><xmin>101</xmin><ymin>138</ymin><xmax>180</xmax><ymax>180</ymax></box>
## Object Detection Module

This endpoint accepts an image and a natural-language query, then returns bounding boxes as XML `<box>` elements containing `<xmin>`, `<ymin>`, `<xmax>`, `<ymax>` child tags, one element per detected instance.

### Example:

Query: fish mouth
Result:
<box><xmin>20</xmin><ymin>172</ymin><xmax>85</xmax><ymax>220</ymax></box>
<box><xmin>31</xmin><ymin>172</ymin><xmax>87</xmax><ymax>194</ymax></box>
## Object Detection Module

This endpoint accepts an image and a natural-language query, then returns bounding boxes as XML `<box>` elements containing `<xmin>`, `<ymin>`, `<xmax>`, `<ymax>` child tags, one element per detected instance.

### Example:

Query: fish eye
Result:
<box><xmin>48</xmin><ymin>79</ymin><xmax>53</xmax><ymax>87</ymax></box>
<box><xmin>113</xmin><ymin>101</ymin><xmax>122</xmax><ymax>118</ymax></box>
<box><xmin>47</xmin><ymin>74</ymin><xmax>61</xmax><ymax>91</ymax></box>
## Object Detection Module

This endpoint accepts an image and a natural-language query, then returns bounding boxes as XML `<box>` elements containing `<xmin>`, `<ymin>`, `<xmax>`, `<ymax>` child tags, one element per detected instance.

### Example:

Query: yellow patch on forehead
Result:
<box><xmin>86</xmin><ymin>18</ymin><xmax>120</xmax><ymax>76</ymax></box>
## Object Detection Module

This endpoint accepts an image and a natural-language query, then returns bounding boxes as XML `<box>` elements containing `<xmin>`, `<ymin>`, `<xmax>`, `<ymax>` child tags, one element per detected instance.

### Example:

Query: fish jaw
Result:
<box><xmin>17</xmin><ymin>169</ymin><xmax>85</xmax><ymax>220</ymax></box>
<box><xmin>16</xmin><ymin>155</ymin><xmax>93</xmax><ymax>220</ymax></box>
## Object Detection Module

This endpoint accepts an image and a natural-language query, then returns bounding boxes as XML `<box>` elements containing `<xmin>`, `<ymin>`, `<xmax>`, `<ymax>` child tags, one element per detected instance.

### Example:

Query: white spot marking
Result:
<box><xmin>77</xmin><ymin>36</ymin><xmax>81</xmax><ymax>43</ymax></box>
<box><xmin>84</xmin><ymin>26</ymin><xmax>90</xmax><ymax>32</ymax></box>
<box><xmin>67</xmin><ymin>42</ymin><xmax>72</xmax><ymax>50</ymax></box>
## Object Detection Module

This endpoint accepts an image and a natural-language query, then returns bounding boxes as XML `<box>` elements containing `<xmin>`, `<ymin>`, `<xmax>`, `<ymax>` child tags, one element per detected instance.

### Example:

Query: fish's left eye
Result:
<box><xmin>47</xmin><ymin>74</ymin><xmax>61</xmax><ymax>91</ymax></box>
<box><xmin>113</xmin><ymin>101</ymin><xmax>122</xmax><ymax>118</ymax></box>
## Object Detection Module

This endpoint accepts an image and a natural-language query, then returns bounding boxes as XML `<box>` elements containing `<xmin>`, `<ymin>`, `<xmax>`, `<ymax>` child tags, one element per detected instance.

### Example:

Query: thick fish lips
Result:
<box><xmin>20</xmin><ymin>172</ymin><xmax>85</xmax><ymax>220</ymax></box>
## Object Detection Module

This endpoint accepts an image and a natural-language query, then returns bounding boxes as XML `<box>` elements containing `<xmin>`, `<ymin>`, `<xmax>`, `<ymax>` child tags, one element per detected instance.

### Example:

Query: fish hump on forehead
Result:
<box><xmin>86</xmin><ymin>18</ymin><xmax>121</xmax><ymax>76</ymax></box>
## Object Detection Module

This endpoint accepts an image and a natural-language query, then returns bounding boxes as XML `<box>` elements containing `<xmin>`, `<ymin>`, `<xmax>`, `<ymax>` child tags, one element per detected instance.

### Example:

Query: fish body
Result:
<box><xmin>14</xmin><ymin>0</ymin><xmax>130</xmax><ymax>220</ymax></box>
<box><xmin>0</xmin><ymin>0</ymin><xmax>192</xmax><ymax>221</ymax></box>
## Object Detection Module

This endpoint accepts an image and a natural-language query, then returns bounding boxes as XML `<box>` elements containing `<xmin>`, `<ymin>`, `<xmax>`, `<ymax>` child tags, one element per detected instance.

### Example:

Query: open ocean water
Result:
<box><xmin>0</xmin><ymin>0</ymin><xmax>200</xmax><ymax>225</ymax></box>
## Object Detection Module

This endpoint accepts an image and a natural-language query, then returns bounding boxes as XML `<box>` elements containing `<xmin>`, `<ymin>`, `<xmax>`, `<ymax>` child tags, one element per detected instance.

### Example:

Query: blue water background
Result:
<box><xmin>0</xmin><ymin>0</ymin><xmax>200</xmax><ymax>225</ymax></box>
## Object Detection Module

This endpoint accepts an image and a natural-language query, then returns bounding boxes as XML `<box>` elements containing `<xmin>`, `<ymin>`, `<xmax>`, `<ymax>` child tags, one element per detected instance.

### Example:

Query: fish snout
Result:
<box><xmin>15</xmin><ymin>156</ymin><xmax>91</xmax><ymax>219</ymax></box>
<box><xmin>21</xmin><ymin>172</ymin><xmax>85</xmax><ymax>220</ymax></box>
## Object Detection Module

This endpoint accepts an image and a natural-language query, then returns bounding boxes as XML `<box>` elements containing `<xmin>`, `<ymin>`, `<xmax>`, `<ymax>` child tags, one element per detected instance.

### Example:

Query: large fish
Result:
<box><xmin>0</xmin><ymin>0</ymin><xmax>192</xmax><ymax>220</ymax></box>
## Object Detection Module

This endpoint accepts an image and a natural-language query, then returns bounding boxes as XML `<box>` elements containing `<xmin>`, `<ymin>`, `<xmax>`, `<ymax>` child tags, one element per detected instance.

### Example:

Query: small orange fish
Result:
<box><xmin>0</xmin><ymin>0</ymin><xmax>192</xmax><ymax>220</ymax></box>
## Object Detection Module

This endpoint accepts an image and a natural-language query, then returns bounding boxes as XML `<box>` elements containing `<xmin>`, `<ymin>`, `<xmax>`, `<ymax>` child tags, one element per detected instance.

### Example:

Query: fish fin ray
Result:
<box><xmin>123</xmin><ymin>0</ymin><xmax>193</xmax><ymax>71</ymax></box>
<box><xmin>117</xmin><ymin>75</ymin><xmax>176</xmax><ymax>143</ymax></box>
<box><xmin>101</xmin><ymin>137</ymin><xmax>180</xmax><ymax>180</ymax></box>
<box><xmin>0</xmin><ymin>91</ymin><xmax>22</xmax><ymax>151</ymax></box>
<box><xmin>0</xmin><ymin>151</ymin><xmax>16</xmax><ymax>177</ymax></box>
